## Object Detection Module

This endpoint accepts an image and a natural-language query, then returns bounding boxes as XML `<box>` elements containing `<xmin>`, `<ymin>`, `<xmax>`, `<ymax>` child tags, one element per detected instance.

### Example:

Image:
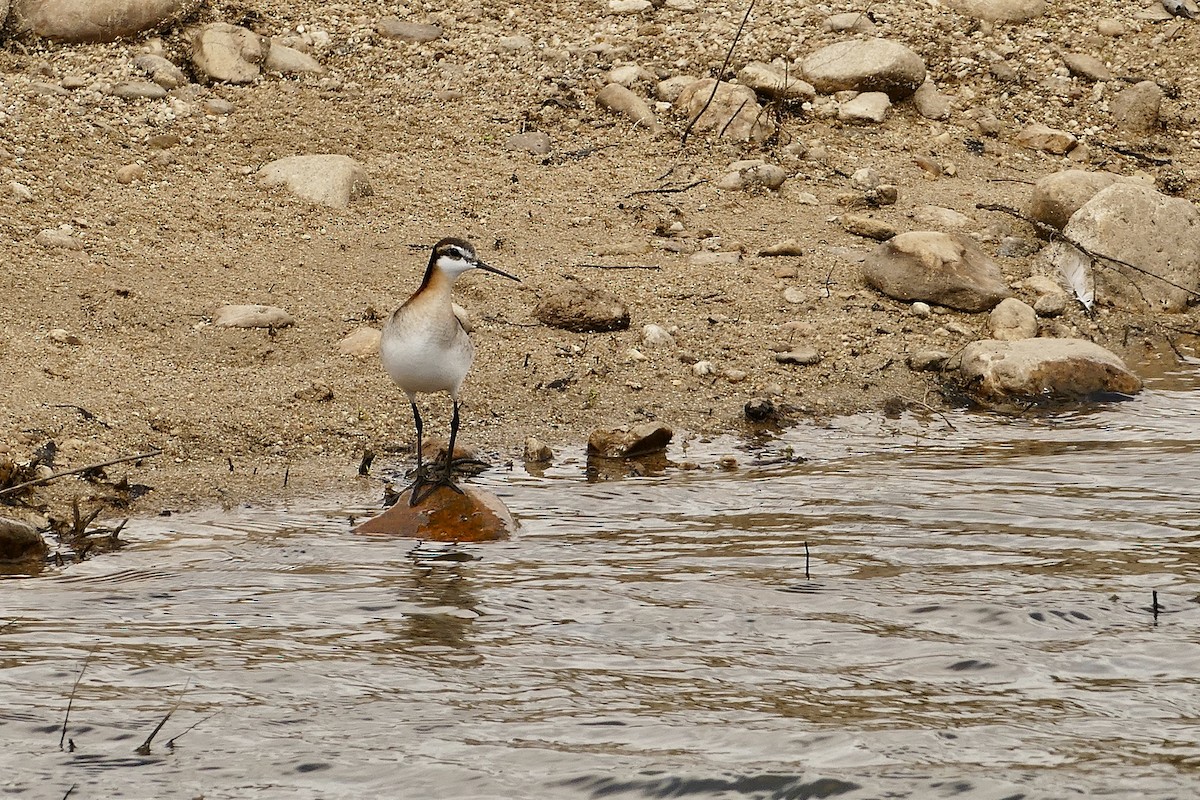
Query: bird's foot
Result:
<box><xmin>406</xmin><ymin>466</ymin><xmax>466</xmax><ymax>507</ymax></box>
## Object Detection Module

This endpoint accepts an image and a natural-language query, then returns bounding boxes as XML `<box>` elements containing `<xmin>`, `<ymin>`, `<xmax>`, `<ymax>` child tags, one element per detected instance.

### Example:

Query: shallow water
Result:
<box><xmin>3</xmin><ymin>371</ymin><xmax>1199</xmax><ymax>799</ymax></box>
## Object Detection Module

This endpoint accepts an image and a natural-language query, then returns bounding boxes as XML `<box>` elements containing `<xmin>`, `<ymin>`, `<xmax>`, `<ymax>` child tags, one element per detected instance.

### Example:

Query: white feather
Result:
<box><xmin>1054</xmin><ymin>243</ymin><xmax>1094</xmax><ymax>310</ymax></box>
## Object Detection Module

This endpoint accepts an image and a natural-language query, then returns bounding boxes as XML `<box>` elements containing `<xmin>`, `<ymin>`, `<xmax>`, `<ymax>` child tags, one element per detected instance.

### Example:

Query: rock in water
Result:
<box><xmin>0</xmin><ymin>518</ymin><xmax>47</xmax><ymax>562</ymax></box>
<box><xmin>949</xmin><ymin>338</ymin><xmax>1142</xmax><ymax>404</ymax></box>
<box><xmin>354</xmin><ymin>486</ymin><xmax>515</xmax><ymax>541</ymax></box>
<box><xmin>862</xmin><ymin>231</ymin><xmax>1012</xmax><ymax>311</ymax></box>
<box><xmin>587</xmin><ymin>423</ymin><xmax>674</xmax><ymax>457</ymax></box>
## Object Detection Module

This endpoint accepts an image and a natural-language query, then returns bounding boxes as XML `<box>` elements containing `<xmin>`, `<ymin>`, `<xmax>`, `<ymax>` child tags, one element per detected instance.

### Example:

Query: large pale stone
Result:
<box><xmin>258</xmin><ymin>154</ymin><xmax>372</xmax><ymax>208</ymax></box>
<box><xmin>863</xmin><ymin>231</ymin><xmax>1012</xmax><ymax>312</ymax></box>
<box><xmin>10</xmin><ymin>0</ymin><xmax>197</xmax><ymax>42</ymax></box>
<box><xmin>802</xmin><ymin>39</ymin><xmax>926</xmax><ymax>100</ymax></box>
<box><xmin>951</xmin><ymin>338</ymin><xmax>1142</xmax><ymax>403</ymax></box>
<box><xmin>1047</xmin><ymin>182</ymin><xmax>1200</xmax><ymax>312</ymax></box>
<box><xmin>675</xmin><ymin>79</ymin><xmax>775</xmax><ymax>142</ymax></box>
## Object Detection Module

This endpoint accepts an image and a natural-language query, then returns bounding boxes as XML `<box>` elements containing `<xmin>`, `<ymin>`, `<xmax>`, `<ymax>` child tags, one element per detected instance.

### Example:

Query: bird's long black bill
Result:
<box><xmin>477</xmin><ymin>261</ymin><xmax>521</xmax><ymax>282</ymax></box>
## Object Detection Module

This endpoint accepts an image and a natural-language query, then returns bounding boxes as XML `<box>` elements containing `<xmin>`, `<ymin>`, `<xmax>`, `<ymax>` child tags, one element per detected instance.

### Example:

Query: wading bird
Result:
<box><xmin>381</xmin><ymin>237</ymin><xmax>519</xmax><ymax>505</ymax></box>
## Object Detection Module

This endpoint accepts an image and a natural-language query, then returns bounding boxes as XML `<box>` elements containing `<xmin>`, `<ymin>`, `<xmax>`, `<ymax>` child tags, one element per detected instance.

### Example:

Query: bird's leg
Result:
<box><xmin>407</xmin><ymin>401</ymin><xmax>429</xmax><ymax>506</ymax></box>
<box><xmin>444</xmin><ymin>399</ymin><xmax>462</xmax><ymax>488</ymax></box>
<box><xmin>408</xmin><ymin>400</ymin><xmax>466</xmax><ymax>506</ymax></box>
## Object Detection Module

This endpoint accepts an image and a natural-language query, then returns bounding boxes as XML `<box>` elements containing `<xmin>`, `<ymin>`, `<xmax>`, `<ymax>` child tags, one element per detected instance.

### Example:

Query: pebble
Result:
<box><xmin>115</xmin><ymin>163</ymin><xmax>145</xmax><ymax>184</ymax></box>
<box><xmin>8</xmin><ymin>181</ymin><xmax>33</xmax><ymax>202</ymax></box>
<box><xmin>988</xmin><ymin>297</ymin><xmax>1038</xmax><ymax>340</ymax></box>
<box><xmin>1034</xmin><ymin>292</ymin><xmax>1067</xmax><ymax>317</ymax></box>
<box><xmin>35</xmin><ymin>227</ymin><xmax>83</xmax><ymax>250</ymax></box>
<box><xmin>758</xmin><ymin>239</ymin><xmax>805</xmax><ymax>257</ymax></box>
<box><xmin>724</xmin><ymin>369</ymin><xmax>748</xmax><ymax>383</ymax></box>
<box><xmin>736</xmin><ymin>61</ymin><xmax>815</xmax><ymax>102</ymax></box>
<box><xmin>258</xmin><ymin>154</ymin><xmax>372</xmax><ymax>208</ymax></box>
<box><xmin>48</xmin><ymin>328</ymin><xmax>84</xmax><ymax>345</ymax></box>
<box><xmin>1111</xmin><ymin>81</ymin><xmax>1162</xmax><ymax>134</ymax></box>
<box><xmin>535</xmin><ymin>284</ymin><xmax>630</xmax><ymax>332</ymax></box>
<box><xmin>9</xmin><ymin>0</ymin><xmax>194</xmax><ymax>42</ymax></box>
<box><xmin>1015</xmin><ymin>123</ymin><xmax>1077</xmax><ymax>154</ymax></box>
<box><xmin>505</xmin><ymin>131</ymin><xmax>552</xmax><ymax>155</ymax></box>
<box><xmin>823</xmin><ymin>11</ymin><xmax>877</xmax><ymax>33</ymax></box>
<box><xmin>689</xmin><ymin>251</ymin><xmax>740</xmax><ymax>267</ymax></box>
<box><xmin>111</xmin><ymin>80</ymin><xmax>167</xmax><ymax>100</ymax></box>
<box><xmin>775</xmin><ymin>347</ymin><xmax>822</xmax><ymax>365</ymax></box>
<box><xmin>264</xmin><ymin>42</ymin><xmax>324</xmax><ymax>74</ymax></box>
<box><xmin>595</xmin><ymin>83</ymin><xmax>661</xmax><ymax>133</ymax></box>
<box><xmin>838</xmin><ymin>92</ymin><xmax>891</xmax><ymax>124</ymax></box>
<box><xmin>1096</xmin><ymin>18</ymin><xmax>1125</xmax><ymax>35</ymax></box>
<box><xmin>783</xmin><ymin>287</ymin><xmax>806</xmax><ymax>304</ymax></box>
<box><xmin>642</xmin><ymin>323</ymin><xmax>676</xmax><ymax>347</ymax></box>
<box><xmin>692</xmin><ymin>360</ymin><xmax>716</xmax><ymax>377</ymax></box>
<box><xmin>803</xmin><ymin>39</ymin><xmax>926</xmax><ymax>100</ymax></box>
<box><xmin>203</xmin><ymin>97</ymin><xmax>235</xmax><ymax>115</ymax></box>
<box><xmin>607</xmin><ymin>64</ymin><xmax>653</xmax><ymax>88</ymax></box>
<box><xmin>1061</xmin><ymin>53</ymin><xmax>1112</xmax><ymax>82</ymax></box>
<box><xmin>674</xmin><ymin>79</ymin><xmax>774</xmax><ymax>143</ymax></box>
<box><xmin>295</xmin><ymin>381</ymin><xmax>334</xmax><ymax>402</ymax></box>
<box><xmin>524</xmin><ymin>436</ymin><xmax>553</xmax><ymax>463</ymax></box>
<box><xmin>910</xmin><ymin>301</ymin><xmax>932</xmax><ymax>317</ymax></box>
<box><xmin>907</xmin><ymin>349</ymin><xmax>948</xmax><ymax>371</ymax></box>
<box><xmin>744</xmin><ymin>397</ymin><xmax>776</xmax><ymax>421</ymax></box>
<box><xmin>338</xmin><ymin>326</ymin><xmax>381</xmax><ymax>357</ymax></box>
<box><xmin>376</xmin><ymin>18</ymin><xmax>442</xmax><ymax>42</ymax></box>
<box><xmin>912</xmin><ymin>81</ymin><xmax>952</xmax><ymax>120</ymax></box>
<box><xmin>716</xmin><ymin>160</ymin><xmax>787</xmax><ymax>191</ymax></box>
<box><xmin>214</xmin><ymin>304</ymin><xmax>295</xmax><ymax>328</ymax></box>
<box><xmin>841</xmin><ymin>213</ymin><xmax>897</xmax><ymax>241</ymax></box>
<box><xmin>133</xmin><ymin>53</ymin><xmax>188</xmax><ymax>89</ymax></box>
<box><xmin>608</xmin><ymin>0</ymin><xmax>652</xmax><ymax>13</ymax></box>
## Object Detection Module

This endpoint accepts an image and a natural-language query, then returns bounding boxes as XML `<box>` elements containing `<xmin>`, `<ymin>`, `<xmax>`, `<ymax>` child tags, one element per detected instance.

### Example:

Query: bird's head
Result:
<box><xmin>430</xmin><ymin>237</ymin><xmax>520</xmax><ymax>283</ymax></box>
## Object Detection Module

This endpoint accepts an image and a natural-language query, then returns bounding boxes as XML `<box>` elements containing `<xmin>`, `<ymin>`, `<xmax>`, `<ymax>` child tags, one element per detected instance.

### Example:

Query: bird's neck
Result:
<box><xmin>411</xmin><ymin>267</ymin><xmax>456</xmax><ymax>307</ymax></box>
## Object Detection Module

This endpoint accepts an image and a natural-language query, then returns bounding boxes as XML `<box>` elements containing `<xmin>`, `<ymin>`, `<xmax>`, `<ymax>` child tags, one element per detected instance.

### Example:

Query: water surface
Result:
<box><xmin>2</xmin><ymin>371</ymin><xmax>1198</xmax><ymax>799</ymax></box>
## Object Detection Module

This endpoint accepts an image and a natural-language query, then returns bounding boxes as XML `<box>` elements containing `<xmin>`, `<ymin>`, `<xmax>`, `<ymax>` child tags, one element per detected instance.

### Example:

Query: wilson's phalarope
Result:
<box><xmin>381</xmin><ymin>237</ymin><xmax>520</xmax><ymax>505</ymax></box>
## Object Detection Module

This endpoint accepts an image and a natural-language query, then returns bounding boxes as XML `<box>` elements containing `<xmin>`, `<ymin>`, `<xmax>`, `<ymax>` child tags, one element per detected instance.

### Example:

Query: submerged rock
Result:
<box><xmin>587</xmin><ymin>422</ymin><xmax>673</xmax><ymax>457</ymax></box>
<box><xmin>949</xmin><ymin>338</ymin><xmax>1142</xmax><ymax>404</ymax></box>
<box><xmin>0</xmin><ymin>518</ymin><xmax>47</xmax><ymax>562</ymax></box>
<box><xmin>354</xmin><ymin>486</ymin><xmax>515</xmax><ymax>541</ymax></box>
